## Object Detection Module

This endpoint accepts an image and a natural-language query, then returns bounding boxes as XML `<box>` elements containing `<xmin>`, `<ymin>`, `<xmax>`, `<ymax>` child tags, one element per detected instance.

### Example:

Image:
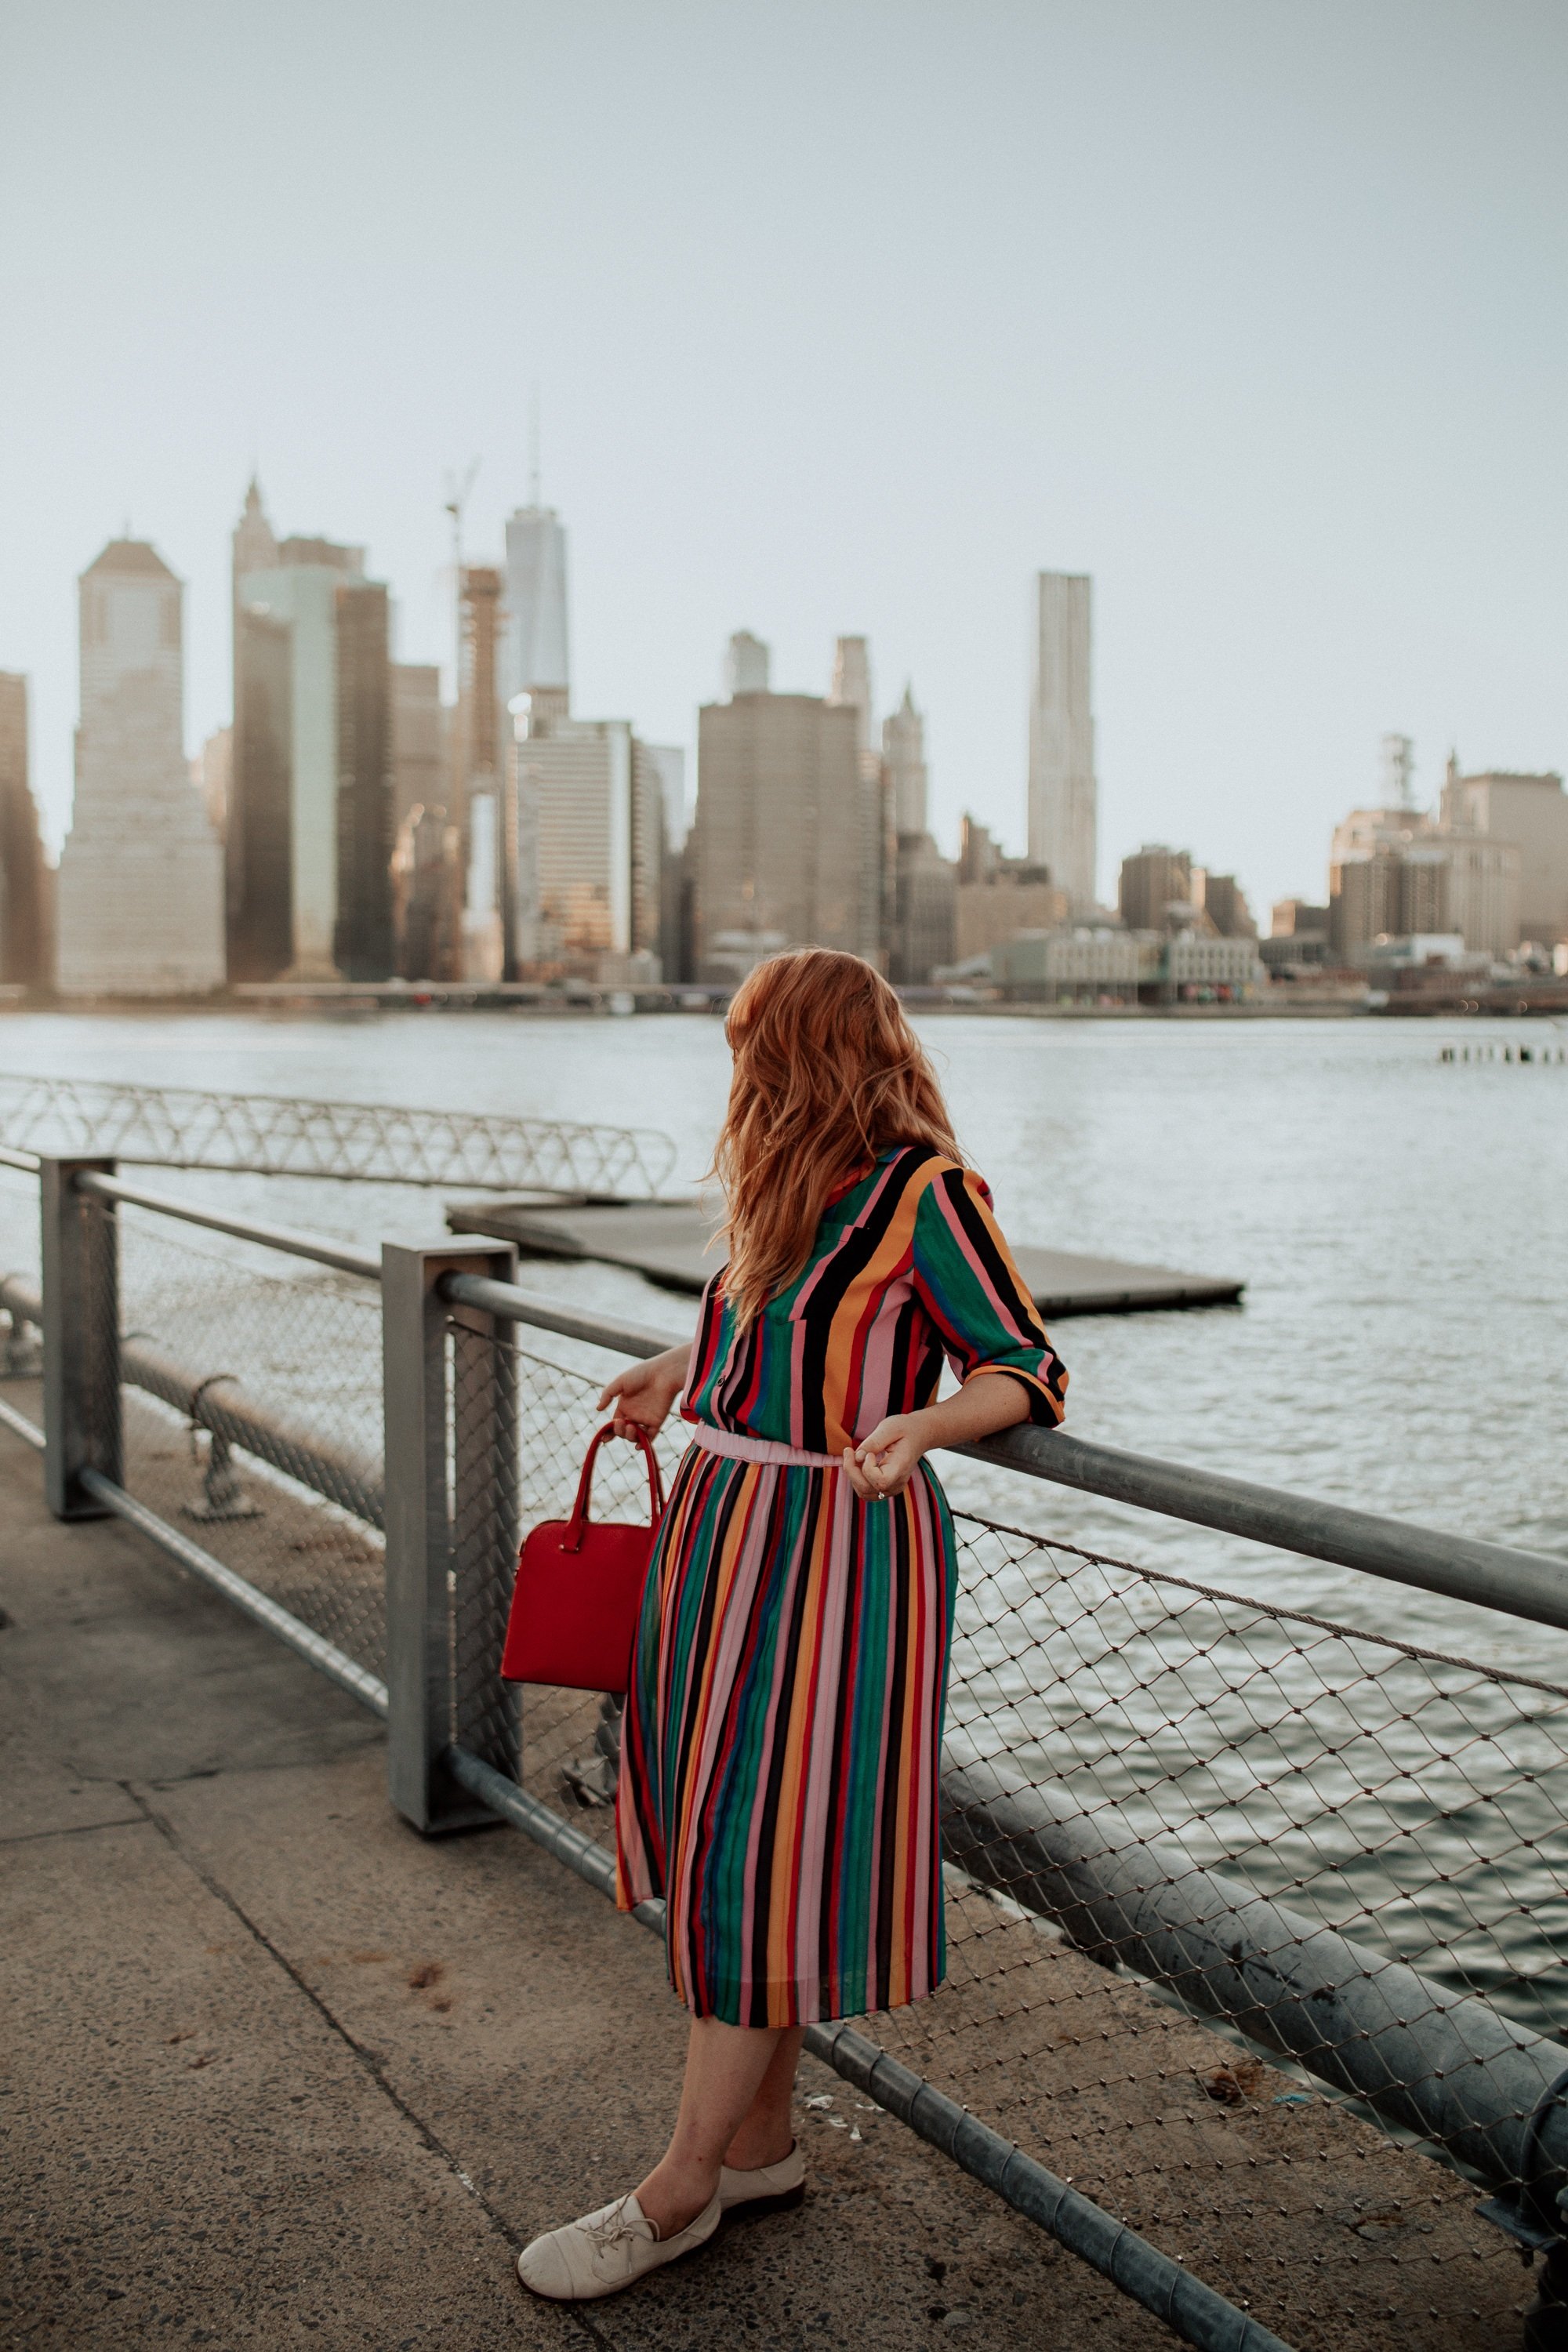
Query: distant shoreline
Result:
<box><xmin>2</xmin><ymin>991</ymin><xmax>1561</xmax><ymax>1022</ymax></box>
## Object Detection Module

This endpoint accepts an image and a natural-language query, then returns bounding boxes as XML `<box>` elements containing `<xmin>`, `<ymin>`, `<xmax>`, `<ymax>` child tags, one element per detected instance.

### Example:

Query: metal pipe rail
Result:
<box><xmin>0</xmin><ymin>1144</ymin><xmax>39</xmax><ymax>1174</ymax></box>
<box><xmin>0</xmin><ymin>1271</ymin><xmax>383</xmax><ymax>1531</ymax></box>
<box><xmin>443</xmin><ymin>1742</ymin><xmax>1293</xmax><ymax>2352</ymax></box>
<box><xmin>122</xmin><ymin>1336</ymin><xmax>384</xmax><ymax>1530</ymax></box>
<box><xmin>438</xmin><ymin>1267</ymin><xmax>688</xmax><ymax>1360</ymax></box>
<box><xmin>942</xmin><ymin>1757</ymin><xmax>1568</xmax><ymax>2204</ymax></box>
<box><xmin>441</xmin><ymin>1266</ymin><xmax>1568</xmax><ymax>1635</ymax></box>
<box><xmin>970</xmin><ymin>1423</ymin><xmax>1568</xmax><ymax>1636</ymax></box>
<box><xmin>74</xmin><ymin>1168</ymin><xmax>381</xmax><ymax>1280</ymax></box>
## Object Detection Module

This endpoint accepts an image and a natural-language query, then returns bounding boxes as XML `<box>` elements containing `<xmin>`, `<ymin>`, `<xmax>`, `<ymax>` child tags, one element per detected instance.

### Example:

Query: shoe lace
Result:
<box><xmin>583</xmin><ymin>2197</ymin><xmax>644</xmax><ymax>2253</ymax></box>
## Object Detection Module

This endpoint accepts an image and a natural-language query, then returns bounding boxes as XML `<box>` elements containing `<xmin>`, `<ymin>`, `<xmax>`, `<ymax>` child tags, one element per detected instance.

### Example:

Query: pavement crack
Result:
<box><xmin>0</xmin><ymin>1809</ymin><xmax>151</xmax><ymax>1847</ymax></box>
<box><xmin>121</xmin><ymin>1781</ymin><xmax>532</xmax><ymax>2267</ymax></box>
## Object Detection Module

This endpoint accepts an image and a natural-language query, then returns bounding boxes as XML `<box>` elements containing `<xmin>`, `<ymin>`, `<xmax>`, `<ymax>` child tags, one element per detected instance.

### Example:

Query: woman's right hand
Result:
<box><xmin>597</xmin><ymin>1343</ymin><xmax>690</xmax><ymax>1440</ymax></box>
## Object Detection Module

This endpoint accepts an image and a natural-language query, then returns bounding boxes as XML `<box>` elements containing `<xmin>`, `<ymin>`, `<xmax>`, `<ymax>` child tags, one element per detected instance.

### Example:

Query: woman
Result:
<box><xmin>517</xmin><ymin>949</ymin><xmax>1066</xmax><ymax>2302</ymax></box>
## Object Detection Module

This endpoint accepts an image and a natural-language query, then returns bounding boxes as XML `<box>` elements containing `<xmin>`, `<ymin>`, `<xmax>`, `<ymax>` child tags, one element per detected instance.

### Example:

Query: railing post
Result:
<box><xmin>41</xmin><ymin>1156</ymin><xmax>121</xmax><ymax>1520</ymax></box>
<box><xmin>381</xmin><ymin>1240</ymin><xmax>521</xmax><ymax>1834</ymax></box>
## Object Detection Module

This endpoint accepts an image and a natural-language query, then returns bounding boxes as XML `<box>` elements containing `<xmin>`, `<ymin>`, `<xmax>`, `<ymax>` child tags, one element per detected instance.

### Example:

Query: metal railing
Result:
<box><xmin>3</xmin><ymin>1151</ymin><xmax>1567</xmax><ymax>2350</ymax></box>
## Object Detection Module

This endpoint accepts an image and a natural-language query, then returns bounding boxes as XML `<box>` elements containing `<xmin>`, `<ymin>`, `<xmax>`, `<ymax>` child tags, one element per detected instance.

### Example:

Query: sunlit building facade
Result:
<box><xmin>1028</xmin><ymin>571</ymin><xmax>1097</xmax><ymax>912</ymax></box>
<box><xmin>57</xmin><ymin>541</ymin><xmax>223</xmax><ymax>996</ymax></box>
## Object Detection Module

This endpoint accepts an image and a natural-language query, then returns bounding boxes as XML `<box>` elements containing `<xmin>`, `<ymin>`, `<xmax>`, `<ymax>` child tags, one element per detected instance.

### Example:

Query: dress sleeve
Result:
<box><xmin>910</xmin><ymin>1164</ymin><xmax>1068</xmax><ymax>1426</ymax></box>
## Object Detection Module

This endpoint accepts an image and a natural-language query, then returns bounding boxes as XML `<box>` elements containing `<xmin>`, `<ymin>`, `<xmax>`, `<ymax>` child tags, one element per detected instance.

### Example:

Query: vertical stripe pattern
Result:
<box><xmin>615</xmin><ymin>1146</ymin><xmax>1067</xmax><ymax>2027</ymax></box>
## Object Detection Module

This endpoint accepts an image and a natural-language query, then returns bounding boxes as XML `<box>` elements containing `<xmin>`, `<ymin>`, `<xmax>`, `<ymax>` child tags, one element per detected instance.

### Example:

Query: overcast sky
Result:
<box><xmin>2</xmin><ymin>0</ymin><xmax>1564</xmax><ymax>912</ymax></box>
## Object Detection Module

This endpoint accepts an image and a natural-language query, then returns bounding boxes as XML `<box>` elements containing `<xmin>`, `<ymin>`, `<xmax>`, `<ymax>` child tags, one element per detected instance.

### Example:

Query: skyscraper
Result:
<box><xmin>229</xmin><ymin>488</ymin><xmax>394</xmax><ymax>981</ymax></box>
<box><xmin>829</xmin><ymin>635</ymin><xmax>891</xmax><ymax>964</ymax></box>
<box><xmin>390</xmin><ymin>664</ymin><xmax>445</xmax><ymax>834</ymax></box>
<box><xmin>725</xmin><ymin>632</ymin><xmax>771</xmax><ymax>697</ymax></box>
<box><xmin>57</xmin><ymin>541</ymin><xmax>223</xmax><ymax>996</ymax></box>
<box><xmin>881</xmin><ymin>687</ymin><xmax>955</xmax><ymax>983</ymax></box>
<box><xmin>456</xmin><ymin>564</ymin><xmax>507</xmax><ymax>979</ymax></box>
<box><xmin>828</xmin><ymin>637</ymin><xmax>874</xmax><ymax>756</ymax></box>
<box><xmin>0</xmin><ymin>673</ymin><xmax>52</xmax><ymax>987</ymax></box>
<box><xmin>1028</xmin><ymin>572</ymin><xmax>1097</xmax><ymax>910</ymax></box>
<box><xmin>692</xmin><ymin>648</ymin><xmax>869</xmax><ymax>982</ymax></box>
<box><xmin>500</xmin><ymin>504</ymin><xmax>569</xmax><ymax>709</ymax></box>
<box><xmin>1440</xmin><ymin>760</ymin><xmax>1568</xmax><ymax>945</ymax></box>
<box><xmin>514</xmin><ymin>701</ymin><xmax>642</xmax><ymax>974</ymax></box>
<box><xmin>1118</xmin><ymin>844</ymin><xmax>1193</xmax><ymax>933</ymax></box>
<box><xmin>883</xmin><ymin>685</ymin><xmax>928</xmax><ymax>836</ymax></box>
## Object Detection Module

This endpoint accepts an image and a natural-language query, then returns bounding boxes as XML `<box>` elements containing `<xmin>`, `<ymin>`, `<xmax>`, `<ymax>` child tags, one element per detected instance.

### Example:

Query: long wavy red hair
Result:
<box><xmin>711</xmin><ymin>949</ymin><xmax>961</xmax><ymax>1328</ymax></box>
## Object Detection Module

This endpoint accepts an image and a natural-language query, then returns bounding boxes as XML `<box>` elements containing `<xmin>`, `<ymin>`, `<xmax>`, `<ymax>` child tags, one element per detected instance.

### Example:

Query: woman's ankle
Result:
<box><xmin>722</xmin><ymin>2118</ymin><xmax>795</xmax><ymax>2172</ymax></box>
<box><xmin>636</xmin><ymin>2158</ymin><xmax>719</xmax><ymax>2239</ymax></box>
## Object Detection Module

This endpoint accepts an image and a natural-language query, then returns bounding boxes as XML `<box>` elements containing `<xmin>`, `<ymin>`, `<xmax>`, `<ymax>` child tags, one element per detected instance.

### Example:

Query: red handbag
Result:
<box><xmin>499</xmin><ymin>1424</ymin><xmax>667</xmax><ymax>1694</ymax></box>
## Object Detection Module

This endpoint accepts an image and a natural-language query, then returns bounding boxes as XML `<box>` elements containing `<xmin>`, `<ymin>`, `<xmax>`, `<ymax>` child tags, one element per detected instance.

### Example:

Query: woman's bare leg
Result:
<box><xmin>723</xmin><ymin>2026</ymin><xmax>804</xmax><ymax>2170</ymax></box>
<box><xmin>636</xmin><ymin>2017</ymin><xmax>787</xmax><ymax>2237</ymax></box>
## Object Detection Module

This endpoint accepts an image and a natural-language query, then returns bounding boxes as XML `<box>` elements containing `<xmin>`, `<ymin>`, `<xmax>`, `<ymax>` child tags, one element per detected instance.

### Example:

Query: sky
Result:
<box><xmin>1</xmin><ymin>0</ymin><xmax>1565</xmax><ymax>914</ymax></box>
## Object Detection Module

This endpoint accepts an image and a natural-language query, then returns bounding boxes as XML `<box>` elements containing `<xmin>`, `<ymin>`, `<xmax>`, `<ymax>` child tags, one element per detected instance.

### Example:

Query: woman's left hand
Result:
<box><xmin>844</xmin><ymin>1414</ymin><xmax>930</xmax><ymax>1501</ymax></box>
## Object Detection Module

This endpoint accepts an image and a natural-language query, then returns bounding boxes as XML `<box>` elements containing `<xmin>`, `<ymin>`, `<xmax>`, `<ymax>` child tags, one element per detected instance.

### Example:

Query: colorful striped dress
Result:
<box><xmin>615</xmin><ymin>1143</ymin><xmax>1068</xmax><ymax>2027</ymax></box>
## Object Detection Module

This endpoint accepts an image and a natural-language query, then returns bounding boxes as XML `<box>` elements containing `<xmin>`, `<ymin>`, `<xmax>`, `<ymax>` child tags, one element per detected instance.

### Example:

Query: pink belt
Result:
<box><xmin>688</xmin><ymin>1422</ymin><xmax>842</xmax><ymax>1472</ymax></box>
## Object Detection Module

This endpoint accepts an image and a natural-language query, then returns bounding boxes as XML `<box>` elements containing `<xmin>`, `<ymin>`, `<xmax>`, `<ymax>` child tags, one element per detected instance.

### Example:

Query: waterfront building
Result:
<box><xmin>888</xmin><ymin>833</ymin><xmax>956</xmax><ymax>985</ymax></box>
<box><xmin>1166</xmin><ymin>930</ymin><xmax>1266</xmax><ymax>993</ymax></box>
<box><xmin>388</xmin><ymin>660</ymin><xmax>459</xmax><ymax>979</ymax></box>
<box><xmin>1439</xmin><ymin>760</ymin><xmax>1568</xmax><ymax>946</ymax></box>
<box><xmin>995</xmin><ymin>925</ymin><xmax>1152</xmax><ymax>1004</ymax></box>
<box><xmin>1328</xmin><ymin>795</ymin><xmax>1519</xmax><ymax>960</ymax></box>
<box><xmin>58</xmin><ymin>540</ymin><xmax>223</xmax><ymax>996</ymax></box>
<box><xmin>954</xmin><ymin>814</ymin><xmax>1069</xmax><ymax>965</ymax></box>
<box><xmin>1271</xmin><ymin>898</ymin><xmax>1330</xmax><ymax>938</ymax></box>
<box><xmin>691</xmin><ymin>654</ymin><xmax>870</xmax><ymax>982</ymax></box>
<box><xmin>1191</xmin><ymin>870</ymin><xmax>1256</xmax><ymax>938</ymax></box>
<box><xmin>191</xmin><ymin>726</ymin><xmax>231</xmax><ymax>843</ymax></box>
<box><xmin>1261</xmin><ymin>898</ymin><xmax>1332</xmax><ymax>976</ymax></box>
<box><xmin>993</xmin><ymin>924</ymin><xmax>1261</xmax><ymax>1004</ymax></box>
<box><xmin>511</xmin><ymin>699</ymin><xmax>665</xmax><ymax>979</ymax></box>
<box><xmin>1119</xmin><ymin>844</ymin><xmax>1194</xmax><ymax>934</ymax></box>
<box><xmin>231</xmin><ymin>533</ymin><xmax>394</xmax><ymax>982</ymax></box>
<box><xmin>228</xmin><ymin>485</ymin><xmax>394</xmax><ymax>982</ymax></box>
<box><xmin>641</xmin><ymin>742</ymin><xmax>688</xmax><ymax>982</ymax></box>
<box><xmin>333</xmin><ymin>576</ymin><xmax>396</xmax><ymax>980</ymax></box>
<box><xmin>391</xmin><ymin>803</ymin><xmax>463</xmax><ymax>982</ymax></box>
<box><xmin>500</xmin><ymin>503</ymin><xmax>569</xmax><ymax>710</ymax></box>
<box><xmin>390</xmin><ymin>663</ymin><xmax>445</xmax><ymax>834</ymax></box>
<box><xmin>0</xmin><ymin>673</ymin><xmax>52</xmax><ymax>987</ymax></box>
<box><xmin>1028</xmin><ymin>572</ymin><xmax>1097</xmax><ymax>912</ymax></box>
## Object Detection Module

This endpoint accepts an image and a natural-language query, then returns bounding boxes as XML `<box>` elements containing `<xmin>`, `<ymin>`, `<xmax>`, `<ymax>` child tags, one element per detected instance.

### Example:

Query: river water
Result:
<box><xmin>2</xmin><ymin>1004</ymin><xmax>1565</xmax><ymax>2023</ymax></box>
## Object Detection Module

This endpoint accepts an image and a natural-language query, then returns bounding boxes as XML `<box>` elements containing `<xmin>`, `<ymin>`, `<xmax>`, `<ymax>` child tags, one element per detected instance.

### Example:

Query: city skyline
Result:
<box><xmin>2</xmin><ymin>4</ymin><xmax>1563</xmax><ymax>917</ymax></box>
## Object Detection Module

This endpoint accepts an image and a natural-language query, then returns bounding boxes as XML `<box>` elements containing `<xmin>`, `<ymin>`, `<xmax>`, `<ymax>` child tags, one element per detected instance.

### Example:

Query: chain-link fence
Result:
<box><xmin>82</xmin><ymin>1187</ymin><xmax>387</xmax><ymax>1682</ymax></box>
<box><xmin>441</xmin><ymin>1301</ymin><xmax>1562</xmax><ymax>2352</ymax></box>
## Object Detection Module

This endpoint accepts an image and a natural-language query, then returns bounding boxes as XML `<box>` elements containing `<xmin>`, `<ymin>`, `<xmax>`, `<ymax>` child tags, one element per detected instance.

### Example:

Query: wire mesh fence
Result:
<box><xmin>443</xmin><ymin>1304</ymin><xmax>1559</xmax><ymax>2350</ymax></box>
<box><xmin>96</xmin><ymin>1198</ymin><xmax>387</xmax><ymax>1681</ymax></box>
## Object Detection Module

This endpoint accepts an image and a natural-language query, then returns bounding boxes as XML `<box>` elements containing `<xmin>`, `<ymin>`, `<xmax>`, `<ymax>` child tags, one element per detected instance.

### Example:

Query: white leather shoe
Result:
<box><xmin>516</xmin><ymin>2190</ymin><xmax>720</xmax><ymax>2300</ymax></box>
<box><xmin>719</xmin><ymin>2142</ymin><xmax>806</xmax><ymax>2219</ymax></box>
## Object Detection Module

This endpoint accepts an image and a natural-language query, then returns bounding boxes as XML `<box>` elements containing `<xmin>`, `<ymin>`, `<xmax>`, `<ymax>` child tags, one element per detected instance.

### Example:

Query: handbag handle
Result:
<box><xmin>561</xmin><ymin>1422</ymin><xmax>667</xmax><ymax>1554</ymax></box>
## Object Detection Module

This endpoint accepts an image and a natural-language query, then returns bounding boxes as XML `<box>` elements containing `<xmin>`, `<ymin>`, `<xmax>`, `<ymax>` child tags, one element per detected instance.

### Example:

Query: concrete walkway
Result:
<box><xmin>0</xmin><ymin>1420</ymin><xmax>1178</xmax><ymax>2351</ymax></box>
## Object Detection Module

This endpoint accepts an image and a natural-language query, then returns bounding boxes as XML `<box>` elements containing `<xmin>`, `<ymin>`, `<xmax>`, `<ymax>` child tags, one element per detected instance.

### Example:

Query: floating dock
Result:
<box><xmin>444</xmin><ymin>1198</ymin><xmax>1244</xmax><ymax>1317</ymax></box>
